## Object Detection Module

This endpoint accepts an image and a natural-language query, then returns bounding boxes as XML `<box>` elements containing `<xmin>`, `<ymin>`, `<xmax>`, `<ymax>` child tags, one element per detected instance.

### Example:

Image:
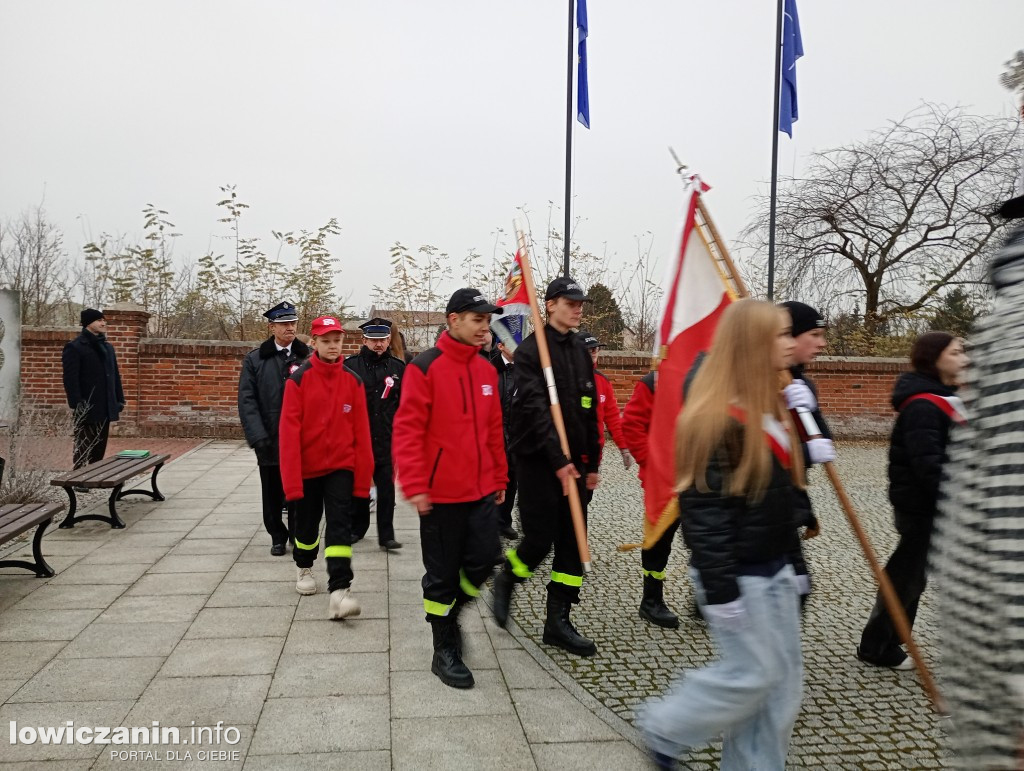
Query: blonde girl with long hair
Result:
<box><xmin>640</xmin><ymin>299</ymin><xmax>807</xmax><ymax>771</ymax></box>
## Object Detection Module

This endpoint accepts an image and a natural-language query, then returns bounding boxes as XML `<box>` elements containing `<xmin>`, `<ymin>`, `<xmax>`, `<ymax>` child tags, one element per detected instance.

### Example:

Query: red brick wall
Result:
<box><xmin>23</xmin><ymin>314</ymin><xmax>907</xmax><ymax>439</ymax></box>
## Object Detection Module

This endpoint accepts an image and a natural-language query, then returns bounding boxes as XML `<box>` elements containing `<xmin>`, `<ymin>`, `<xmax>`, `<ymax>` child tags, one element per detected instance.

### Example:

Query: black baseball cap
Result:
<box><xmin>445</xmin><ymin>288</ymin><xmax>503</xmax><ymax>315</ymax></box>
<box><xmin>545</xmin><ymin>276</ymin><xmax>590</xmax><ymax>302</ymax></box>
<box><xmin>578</xmin><ymin>329</ymin><xmax>601</xmax><ymax>349</ymax></box>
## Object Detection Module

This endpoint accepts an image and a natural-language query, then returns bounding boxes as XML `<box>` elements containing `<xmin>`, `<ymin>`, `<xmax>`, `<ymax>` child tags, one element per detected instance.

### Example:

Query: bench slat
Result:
<box><xmin>51</xmin><ymin>454</ymin><xmax>170</xmax><ymax>488</ymax></box>
<box><xmin>0</xmin><ymin>503</ymin><xmax>62</xmax><ymax>541</ymax></box>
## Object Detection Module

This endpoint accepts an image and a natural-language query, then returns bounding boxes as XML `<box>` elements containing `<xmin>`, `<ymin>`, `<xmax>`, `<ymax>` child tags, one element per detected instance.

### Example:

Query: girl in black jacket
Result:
<box><xmin>857</xmin><ymin>331</ymin><xmax>968</xmax><ymax>669</ymax></box>
<box><xmin>640</xmin><ymin>300</ymin><xmax>806</xmax><ymax>771</ymax></box>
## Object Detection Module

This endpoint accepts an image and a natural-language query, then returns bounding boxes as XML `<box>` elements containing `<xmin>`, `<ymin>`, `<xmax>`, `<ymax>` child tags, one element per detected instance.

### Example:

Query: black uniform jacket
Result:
<box><xmin>344</xmin><ymin>346</ymin><xmax>406</xmax><ymax>467</ymax></box>
<box><xmin>237</xmin><ymin>337</ymin><xmax>310</xmax><ymax>465</ymax></box>
<box><xmin>509</xmin><ymin>325</ymin><xmax>600</xmax><ymax>474</ymax></box>
<box><xmin>62</xmin><ymin>330</ymin><xmax>125</xmax><ymax>423</ymax></box>
<box><xmin>888</xmin><ymin>371</ymin><xmax>958</xmax><ymax>518</ymax></box>
<box><xmin>678</xmin><ymin>420</ymin><xmax>804</xmax><ymax>606</ymax></box>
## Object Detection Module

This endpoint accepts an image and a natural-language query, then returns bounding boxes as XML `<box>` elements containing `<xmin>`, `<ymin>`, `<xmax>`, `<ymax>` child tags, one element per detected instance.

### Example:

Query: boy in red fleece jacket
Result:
<box><xmin>279</xmin><ymin>316</ymin><xmax>374</xmax><ymax>620</ymax></box>
<box><xmin>392</xmin><ymin>288</ymin><xmax>508</xmax><ymax>689</ymax></box>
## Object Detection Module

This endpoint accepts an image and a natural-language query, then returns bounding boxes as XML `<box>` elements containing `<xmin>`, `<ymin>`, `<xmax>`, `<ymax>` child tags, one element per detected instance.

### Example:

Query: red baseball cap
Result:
<box><xmin>310</xmin><ymin>316</ymin><xmax>342</xmax><ymax>336</ymax></box>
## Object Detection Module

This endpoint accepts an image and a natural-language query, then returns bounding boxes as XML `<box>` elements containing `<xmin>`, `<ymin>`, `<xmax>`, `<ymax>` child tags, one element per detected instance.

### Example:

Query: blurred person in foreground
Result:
<box><xmin>930</xmin><ymin>180</ymin><xmax>1024</xmax><ymax>769</ymax></box>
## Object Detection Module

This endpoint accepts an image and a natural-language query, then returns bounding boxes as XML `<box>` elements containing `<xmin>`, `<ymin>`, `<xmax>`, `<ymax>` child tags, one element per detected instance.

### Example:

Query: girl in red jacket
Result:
<box><xmin>279</xmin><ymin>316</ymin><xmax>374</xmax><ymax>620</ymax></box>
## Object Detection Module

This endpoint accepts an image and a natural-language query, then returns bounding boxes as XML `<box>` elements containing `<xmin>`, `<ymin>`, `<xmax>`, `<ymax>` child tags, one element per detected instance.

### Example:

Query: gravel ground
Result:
<box><xmin>496</xmin><ymin>441</ymin><xmax>952</xmax><ymax>769</ymax></box>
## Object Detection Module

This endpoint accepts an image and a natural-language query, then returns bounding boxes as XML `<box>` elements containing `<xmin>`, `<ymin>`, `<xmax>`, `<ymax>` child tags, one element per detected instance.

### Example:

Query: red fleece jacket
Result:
<box><xmin>595</xmin><ymin>370</ymin><xmax>626</xmax><ymax>453</ymax></box>
<box><xmin>392</xmin><ymin>331</ymin><xmax>507</xmax><ymax>504</ymax></box>
<box><xmin>621</xmin><ymin>373</ymin><xmax>655</xmax><ymax>487</ymax></box>
<box><xmin>278</xmin><ymin>353</ymin><xmax>374</xmax><ymax>501</ymax></box>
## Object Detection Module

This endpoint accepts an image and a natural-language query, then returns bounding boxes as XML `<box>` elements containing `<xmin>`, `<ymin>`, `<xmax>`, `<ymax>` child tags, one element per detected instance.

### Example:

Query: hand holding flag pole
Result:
<box><xmin>514</xmin><ymin>221</ymin><xmax>592</xmax><ymax>573</ymax></box>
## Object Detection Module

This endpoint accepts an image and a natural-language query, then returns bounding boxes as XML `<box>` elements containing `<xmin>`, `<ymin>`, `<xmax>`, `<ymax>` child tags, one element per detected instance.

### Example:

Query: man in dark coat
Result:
<box><xmin>238</xmin><ymin>301</ymin><xmax>310</xmax><ymax>555</ymax></box>
<box><xmin>491</xmin><ymin>334</ymin><xmax>519</xmax><ymax>539</ymax></box>
<box><xmin>346</xmin><ymin>317</ymin><xmax>404</xmax><ymax>550</ymax></box>
<box><xmin>62</xmin><ymin>308</ymin><xmax>125</xmax><ymax>469</ymax></box>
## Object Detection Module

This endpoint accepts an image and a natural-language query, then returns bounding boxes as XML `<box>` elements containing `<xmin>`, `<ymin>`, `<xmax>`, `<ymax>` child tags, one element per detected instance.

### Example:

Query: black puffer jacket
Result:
<box><xmin>237</xmin><ymin>337</ymin><xmax>310</xmax><ymax>465</ymax></box>
<box><xmin>61</xmin><ymin>329</ymin><xmax>125</xmax><ymax>423</ymax></box>
<box><xmin>490</xmin><ymin>351</ymin><xmax>516</xmax><ymax>451</ymax></box>
<box><xmin>888</xmin><ymin>371</ymin><xmax>958</xmax><ymax>517</ymax></box>
<box><xmin>344</xmin><ymin>346</ymin><xmax>406</xmax><ymax>467</ymax></box>
<box><xmin>678</xmin><ymin>420</ymin><xmax>804</xmax><ymax>606</ymax></box>
<box><xmin>509</xmin><ymin>325</ymin><xmax>600</xmax><ymax>473</ymax></box>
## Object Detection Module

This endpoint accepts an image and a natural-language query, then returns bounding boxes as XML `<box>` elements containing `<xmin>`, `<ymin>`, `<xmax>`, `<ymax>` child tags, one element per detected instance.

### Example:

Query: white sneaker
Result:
<box><xmin>329</xmin><ymin>589</ymin><xmax>361</xmax><ymax>619</ymax></box>
<box><xmin>295</xmin><ymin>567</ymin><xmax>317</xmax><ymax>595</ymax></box>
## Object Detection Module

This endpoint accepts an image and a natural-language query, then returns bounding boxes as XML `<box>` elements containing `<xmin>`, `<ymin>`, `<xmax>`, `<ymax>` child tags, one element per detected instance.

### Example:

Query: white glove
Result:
<box><xmin>792</xmin><ymin>573</ymin><xmax>811</xmax><ymax>596</ymax></box>
<box><xmin>621</xmin><ymin>449</ymin><xmax>635</xmax><ymax>470</ymax></box>
<box><xmin>806</xmin><ymin>437</ymin><xmax>836</xmax><ymax>464</ymax></box>
<box><xmin>702</xmin><ymin>599</ymin><xmax>747</xmax><ymax>630</ymax></box>
<box><xmin>369</xmin><ymin>486</ymin><xmax>377</xmax><ymax>502</ymax></box>
<box><xmin>783</xmin><ymin>379</ymin><xmax>817</xmax><ymax>412</ymax></box>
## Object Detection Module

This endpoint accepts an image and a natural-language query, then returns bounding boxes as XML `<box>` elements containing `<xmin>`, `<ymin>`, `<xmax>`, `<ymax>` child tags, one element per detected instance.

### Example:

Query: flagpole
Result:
<box><xmin>767</xmin><ymin>0</ymin><xmax>784</xmax><ymax>301</ymax></box>
<box><xmin>562</xmin><ymin>0</ymin><xmax>575</xmax><ymax>278</ymax></box>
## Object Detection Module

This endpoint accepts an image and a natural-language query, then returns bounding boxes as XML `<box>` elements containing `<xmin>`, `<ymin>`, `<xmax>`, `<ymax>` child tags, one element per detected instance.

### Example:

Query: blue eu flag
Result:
<box><xmin>577</xmin><ymin>0</ymin><xmax>590</xmax><ymax>129</ymax></box>
<box><xmin>778</xmin><ymin>0</ymin><xmax>803</xmax><ymax>137</ymax></box>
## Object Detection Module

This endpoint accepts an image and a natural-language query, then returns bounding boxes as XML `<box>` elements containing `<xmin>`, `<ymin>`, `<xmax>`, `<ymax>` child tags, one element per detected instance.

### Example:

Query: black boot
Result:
<box><xmin>492</xmin><ymin>564</ymin><xmax>516</xmax><ymax>628</ymax></box>
<box><xmin>638</xmin><ymin>575</ymin><xmax>680</xmax><ymax>629</ymax></box>
<box><xmin>542</xmin><ymin>594</ymin><xmax>596</xmax><ymax>657</ymax></box>
<box><xmin>430</xmin><ymin>619</ymin><xmax>474</xmax><ymax>688</ymax></box>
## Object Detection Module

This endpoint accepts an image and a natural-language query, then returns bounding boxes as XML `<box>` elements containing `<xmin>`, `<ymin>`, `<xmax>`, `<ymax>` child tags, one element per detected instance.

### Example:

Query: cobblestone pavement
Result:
<box><xmin>496</xmin><ymin>441</ymin><xmax>953</xmax><ymax>769</ymax></box>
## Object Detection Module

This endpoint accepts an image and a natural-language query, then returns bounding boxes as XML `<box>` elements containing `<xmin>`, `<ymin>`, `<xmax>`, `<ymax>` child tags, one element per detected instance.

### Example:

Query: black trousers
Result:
<box><xmin>420</xmin><ymin>497</ymin><xmax>499</xmax><ymax>621</ymax></box>
<box><xmin>258</xmin><ymin>465</ymin><xmax>294</xmax><ymax>546</ymax></box>
<box><xmin>641</xmin><ymin>519</ymin><xmax>680</xmax><ymax>577</ymax></box>
<box><xmin>859</xmin><ymin>510</ymin><xmax>934</xmax><ymax>658</ymax></box>
<box><xmin>293</xmin><ymin>469</ymin><xmax>355</xmax><ymax>592</ymax></box>
<box><xmin>73</xmin><ymin>420</ymin><xmax>110</xmax><ymax>469</ymax></box>
<box><xmin>352</xmin><ymin>463</ymin><xmax>396</xmax><ymax>544</ymax></box>
<box><xmin>497</xmin><ymin>461</ymin><xmax>518</xmax><ymax>529</ymax></box>
<box><xmin>509</xmin><ymin>455</ymin><xmax>589</xmax><ymax>603</ymax></box>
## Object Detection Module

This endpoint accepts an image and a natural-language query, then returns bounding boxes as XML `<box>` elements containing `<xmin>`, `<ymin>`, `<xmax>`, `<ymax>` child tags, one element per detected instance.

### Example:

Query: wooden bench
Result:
<box><xmin>52</xmin><ymin>454</ymin><xmax>170</xmax><ymax>529</ymax></box>
<box><xmin>0</xmin><ymin>502</ymin><xmax>63</xmax><ymax>576</ymax></box>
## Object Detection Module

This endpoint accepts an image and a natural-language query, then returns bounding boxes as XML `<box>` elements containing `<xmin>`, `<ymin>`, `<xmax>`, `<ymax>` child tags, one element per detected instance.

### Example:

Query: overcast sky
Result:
<box><xmin>1</xmin><ymin>1</ymin><xmax>1022</xmax><ymax>312</ymax></box>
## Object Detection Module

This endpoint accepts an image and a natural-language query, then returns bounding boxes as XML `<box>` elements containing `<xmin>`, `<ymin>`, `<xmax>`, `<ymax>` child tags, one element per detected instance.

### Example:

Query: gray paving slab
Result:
<box><xmin>99</xmin><ymin>593</ymin><xmax>208</xmax><ymax>624</ymax></box>
<box><xmin>185</xmin><ymin>605</ymin><xmax>295</xmax><ymax>639</ymax></box>
<box><xmin>187</xmin><ymin>525</ymin><xmax>260</xmax><ymax>540</ymax></box>
<box><xmin>0</xmin><ymin>700</ymin><xmax>131</xmax><ymax>762</ymax></box>
<box><xmin>511</xmin><ymin>688</ymin><xmax>622</xmax><ymax>743</ymax></box>
<box><xmin>206</xmin><ymin>580</ymin><xmax>300</xmax><ymax>607</ymax></box>
<box><xmin>89</xmin><ymin>725</ymin><xmax>254</xmax><ymax>771</ymax></box>
<box><xmin>283</xmin><ymin>619</ymin><xmax>389</xmax><ymax>654</ymax></box>
<box><xmin>0</xmin><ymin>608</ymin><xmax>102</xmax><ymax>641</ymax></box>
<box><xmin>496</xmin><ymin>647</ymin><xmax>562</xmax><ymax>689</ymax></box>
<box><xmin>58</xmin><ymin>620</ymin><xmax>189</xmax><ymax>658</ymax></box>
<box><xmin>269</xmin><ymin>652</ymin><xmax>389</xmax><ymax>697</ymax></box>
<box><xmin>223</xmin><ymin>559</ymin><xmax>298</xmax><ymax>583</ymax></box>
<box><xmin>9</xmin><ymin>656</ymin><xmax>164</xmax><ymax>702</ymax></box>
<box><xmin>125</xmin><ymin>519</ymin><xmax>196</xmax><ymax>534</ymax></box>
<box><xmin>10</xmin><ymin>582</ymin><xmax>128</xmax><ymax>610</ymax></box>
<box><xmin>241</xmin><ymin>751</ymin><xmax>391</xmax><ymax>770</ymax></box>
<box><xmin>127</xmin><ymin>674</ymin><xmax>271</xmax><ymax>725</ymax></box>
<box><xmin>0</xmin><ymin>641</ymin><xmax>66</xmax><ymax>679</ymax></box>
<box><xmin>79</xmin><ymin>545</ymin><xmax>171</xmax><ymax>564</ymax></box>
<box><xmin>161</xmin><ymin>637</ymin><xmax>285</xmax><ymax>677</ymax></box>
<box><xmin>169</xmin><ymin>537</ymin><xmax>250</xmax><ymax>556</ymax></box>
<box><xmin>149</xmin><ymin>553</ymin><xmax>239</xmax><ymax>574</ymax></box>
<box><xmin>391</xmin><ymin>715</ymin><xmax>535</xmax><ymax>771</ymax></box>
<box><xmin>294</xmin><ymin>590</ymin><xmax>388</xmax><ymax>620</ymax></box>
<box><xmin>127</xmin><ymin>571</ymin><xmax>225</xmax><ymax>596</ymax></box>
<box><xmin>248</xmin><ymin>695</ymin><xmax>390</xmax><ymax>755</ymax></box>
<box><xmin>47</xmin><ymin>561</ymin><xmax>151</xmax><ymax>585</ymax></box>
<box><xmin>391</xmin><ymin>669</ymin><xmax>515</xmax><ymax>718</ymax></box>
<box><xmin>531</xmin><ymin>740</ymin><xmax>649</xmax><ymax>770</ymax></box>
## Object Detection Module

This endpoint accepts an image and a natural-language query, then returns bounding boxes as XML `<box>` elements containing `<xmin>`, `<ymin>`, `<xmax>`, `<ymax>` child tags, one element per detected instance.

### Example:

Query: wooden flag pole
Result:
<box><xmin>515</xmin><ymin>224</ymin><xmax>593</xmax><ymax>572</ymax></box>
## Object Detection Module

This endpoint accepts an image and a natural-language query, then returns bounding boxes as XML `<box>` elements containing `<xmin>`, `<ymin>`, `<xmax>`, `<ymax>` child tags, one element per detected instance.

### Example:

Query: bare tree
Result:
<box><xmin>0</xmin><ymin>206</ymin><xmax>72</xmax><ymax>326</ymax></box>
<box><xmin>742</xmin><ymin>104</ymin><xmax>1022</xmax><ymax>334</ymax></box>
<box><xmin>616</xmin><ymin>232</ymin><xmax>663</xmax><ymax>352</ymax></box>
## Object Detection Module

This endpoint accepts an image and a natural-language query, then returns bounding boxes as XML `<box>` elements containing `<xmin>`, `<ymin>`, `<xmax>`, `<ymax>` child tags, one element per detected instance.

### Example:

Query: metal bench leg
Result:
<box><xmin>0</xmin><ymin>518</ymin><xmax>55</xmax><ymax>577</ymax></box>
<box><xmin>117</xmin><ymin>463</ymin><xmax>166</xmax><ymax>502</ymax></box>
<box><xmin>57</xmin><ymin>486</ymin><xmax>79</xmax><ymax>528</ymax></box>
<box><xmin>106</xmin><ymin>485</ymin><xmax>127</xmax><ymax>529</ymax></box>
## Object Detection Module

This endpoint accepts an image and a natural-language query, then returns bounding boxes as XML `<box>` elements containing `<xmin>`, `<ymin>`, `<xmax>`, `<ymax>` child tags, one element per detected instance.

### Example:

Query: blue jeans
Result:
<box><xmin>639</xmin><ymin>566</ymin><xmax>803</xmax><ymax>770</ymax></box>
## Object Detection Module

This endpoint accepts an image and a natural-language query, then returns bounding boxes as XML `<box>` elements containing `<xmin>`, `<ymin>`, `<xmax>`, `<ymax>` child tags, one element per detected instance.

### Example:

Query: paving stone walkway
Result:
<box><xmin>0</xmin><ymin>441</ymin><xmax>647</xmax><ymax>769</ymax></box>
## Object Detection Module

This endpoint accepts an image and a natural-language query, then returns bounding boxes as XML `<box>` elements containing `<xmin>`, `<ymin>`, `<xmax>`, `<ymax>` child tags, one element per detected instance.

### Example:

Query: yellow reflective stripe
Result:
<box><xmin>581</xmin><ymin>396</ymin><xmax>593</xmax><ymax>408</ymax></box>
<box><xmin>550</xmin><ymin>571</ymin><xmax>583</xmax><ymax>588</ymax></box>
<box><xmin>424</xmin><ymin>598</ymin><xmax>456</xmax><ymax>617</ymax></box>
<box><xmin>294</xmin><ymin>536</ymin><xmax>320</xmax><ymax>551</ymax></box>
<box><xmin>643</xmin><ymin>569</ymin><xmax>666</xmax><ymax>581</ymax></box>
<box><xmin>325</xmin><ymin>545</ymin><xmax>352</xmax><ymax>559</ymax></box>
<box><xmin>459</xmin><ymin>569</ymin><xmax>480</xmax><ymax>597</ymax></box>
<box><xmin>506</xmin><ymin>549</ymin><xmax>533</xmax><ymax>579</ymax></box>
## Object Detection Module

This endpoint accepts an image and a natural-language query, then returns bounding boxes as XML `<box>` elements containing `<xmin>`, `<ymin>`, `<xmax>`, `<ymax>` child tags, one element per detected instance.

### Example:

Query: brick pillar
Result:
<box><xmin>104</xmin><ymin>303</ymin><xmax>150</xmax><ymax>437</ymax></box>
